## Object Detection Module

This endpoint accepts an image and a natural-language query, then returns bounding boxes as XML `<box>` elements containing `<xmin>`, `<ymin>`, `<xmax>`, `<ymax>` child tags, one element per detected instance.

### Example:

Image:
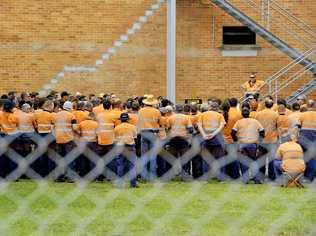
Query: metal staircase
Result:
<box><xmin>211</xmin><ymin>0</ymin><xmax>315</xmax><ymax>74</ymax></box>
<box><xmin>286</xmin><ymin>78</ymin><xmax>316</xmax><ymax>104</ymax></box>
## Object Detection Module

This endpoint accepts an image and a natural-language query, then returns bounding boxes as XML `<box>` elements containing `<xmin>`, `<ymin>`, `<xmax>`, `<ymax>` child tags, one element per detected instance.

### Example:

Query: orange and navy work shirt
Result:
<box><xmin>0</xmin><ymin>111</ymin><xmax>19</xmax><ymax>135</ymax></box>
<box><xmin>242</xmin><ymin>80</ymin><xmax>265</xmax><ymax>93</ymax></box>
<box><xmin>276</xmin><ymin>141</ymin><xmax>305</xmax><ymax>173</ymax></box>
<box><xmin>299</xmin><ymin>111</ymin><xmax>316</xmax><ymax>130</ymax></box>
<box><xmin>167</xmin><ymin>113</ymin><xmax>192</xmax><ymax>138</ymax></box>
<box><xmin>96</xmin><ymin>110</ymin><xmax>116</xmax><ymax>145</ymax></box>
<box><xmin>53</xmin><ymin>110</ymin><xmax>76</xmax><ymax>144</ymax></box>
<box><xmin>17</xmin><ymin>112</ymin><xmax>36</xmax><ymax>133</ymax></box>
<box><xmin>77</xmin><ymin>119</ymin><xmax>98</xmax><ymax>143</ymax></box>
<box><xmin>34</xmin><ymin>110</ymin><xmax>55</xmax><ymax>134</ymax></box>
<box><xmin>138</xmin><ymin>106</ymin><xmax>161</xmax><ymax>131</ymax></box>
<box><xmin>114</xmin><ymin>122</ymin><xmax>137</xmax><ymax>145</ymax></box>
<box><xmin>198</xmin><ymin>111</ymin><xmax>226</xmax><ymax>134</ymax></box>
<box><xmin>255</xmin><ymin>108</ymin><xmax>279</xmax><ymax>143</ymax></box>
<box><xmin>232</xmin><ymin>118</ymin><xmax>264</xmax><ymax>144</ymax></box>
<box><xmin>223</xmin><ymin>107</ymin><xmax>242</xmax><ymax>144</ymax></box>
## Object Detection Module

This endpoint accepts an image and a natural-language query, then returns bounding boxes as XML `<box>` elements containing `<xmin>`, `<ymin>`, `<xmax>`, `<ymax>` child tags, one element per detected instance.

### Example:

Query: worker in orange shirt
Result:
<box><xmin>53</xmin><ymin>101</ymin><xmax>77</xmax><ymax>182</ymax></box>
<box><xmin>16</xmin><ymin>103</ymin><xmax>36</xmax><ymax>159</ymax></box>
<box><xmin>138</xmin><ymin>95</ymin><xmax>162</xmax><ymax>181</ymax></box>
<box><xmin>241</xmin><ymin>73</ymin><xmax>265</xmax><ymax>97</ymax></box>
<box><xmin>255</xmin><ymin>99</ymin><xmax>279</xmax><ymax>181</ymax></box>
<box><xmin>288</xmin><ymin>102</ymin><xmax>301</xmax><ymax>133</ymax></box>
<box><xmin>232</xmin><ymin>108</ymin><xmax>265</xmax><ymax>184</ymax></box>
<box><xmin>33</xmin><ymin>99</ymin><xmax>55</xmax><ymax>177</ymax></box>
<box><xmin>277</xmin><ymin>103</ymin><xmax>290</xmax><ymax>143</ymax></box>
<box><xmin>110</xmin><ymin>99</ymin><xmax>123</xmax><ymax>124</ymax></box>
<box><xmin>0</xmin><ymin>100</ymin><xmax>19</xmax><ymax>178</ymax></box>
<box><xmin>222</xmin><ymin>98</ymin><xmax>242</xmax><ymax>179</ymax></box>
<box><xmin>96</xmin><ymin>100</ymin><xmax>117</xmax><ymax>181</ymax></box>
<box><xmin>76</xmin><ymin>112</ymin><xmax>98</xmax><ymax>178</ymax></box>
<box><xmin>114</xmin><ymin>113</ymin><xmax>138</xmax><ymax>188</ymax></box>
<box><xmin>72</xmin><ymin>101</ymin><xmax>88</xmax><ymax>124</ymax></box>
<box><xmin>273</xmin><ymin>133</ymin><xmax>305</xmax><ymax>183</ymax></box>
<box><xmin>166</xmin><ymin>104</ymin><xmax>193</xmax><ymax>180</ymax></box>
<box><xmin>297</xmin><ymin>100</ymin><xmax>316</xmax><ymax>183</ymax></box>
<box><xmin>198</xmin><ymin>101</ymin><xmax>226</xmax><ymax>181</ymax></box>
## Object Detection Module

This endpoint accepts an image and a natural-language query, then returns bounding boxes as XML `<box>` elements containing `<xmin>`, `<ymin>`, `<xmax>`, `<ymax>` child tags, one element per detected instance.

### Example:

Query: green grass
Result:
<box><xmin>0</xmin><ymin>180</ymin><xmax>315</xmax><ymax>235</ymax></box>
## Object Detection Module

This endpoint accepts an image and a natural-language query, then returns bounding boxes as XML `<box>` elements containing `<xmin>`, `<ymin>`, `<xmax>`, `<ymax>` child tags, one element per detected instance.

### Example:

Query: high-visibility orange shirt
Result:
<box><xmin>128</xmin><ymin>113</ymin><xmax>138</xmax><ymax>126</ymax></box>
<box><xmin>255</xmin><ymin>108</ymin><xmax>279</xmax><ymax>143</ymax></box>
<box><xmin>167</xmin><ymin>113</ymin><xmax>192</xmax><ymax>138</ymax></box>
<box><xmin>288</xmin><ymin>111</ymin><xmax>301</xmax><ymax>129</ymax></box>
<box><xmin>34</xmin><ymin>110</ymin><xmax>55</xmax><ymax>133</ymax></box>
<box><xmin>277</xmin><ymin>114</ymin><xmax>289</xmax><ymax>138</ymax></box>
<box><xmin>78</xmin><ymin>119</ymin><xmax>98</xmax><ymax>143</ymax></box>
<box><xmin>299</xmin><ymin>111</ymin><xmax>316</xmax><ymax>129</ymax></box>
<box><xmin>242</xmin><ymin>80</ymin><xmax>265</xmax><ymax>93</ymax></box>
<box><xmin>276</xmin><ymin>141</ymin><xmax>305</xmax><ymax>173</ymax></box>
<box><xmin>223</xmin><ymin>107</ymin><xmax>242</xmax><ymax>144</ymax></box>
<box><xmin>189</xmin><ymin>114</ymin><xmax>200</xmax><ymax>129</ymax></box>
<box><xmin>158</xmin><ymin>116</ymin><xmax>168</xmax><ymax>140</ymax></box>
<box><xmin>198</xmin><ymin>111</ymin><xmax>226</xmax><ymax>134</ymax></box>
<box><xmin>110</xmin><ymin>108</ymin><xmax>122</xmax><ymax>126</ymax></box>
<box><xmin>138</xmin><ymin>106</ymin><xmax>161</xmax><ymax>131</ymax></box>
<box><xmin>17</xmin><ymin>112</ymin><xmax>35</xmax><ymax>133</ymax></box>
<box><xmin>93</xmin><ymin>104</ymin><xmax>104</xmax><ymax>115</ymax></box>
<box><xmin>53</xmin><ymin>110</ymin><xmax>76</xmax><ymax>144</ymax></box>
<box><xmin>0</xmin><ymin>112</ymin><xmax>19</xmax><ymax>135</ymax></box>
<box><xmin>72</xmin><ymin>110</ymin><xmax>88</xmax><ymax>124</ymax></box>
<box><xmin>250</xmin><ymin>111</ymin><xmax>257</xmax><ymax>119</ymax></box>
<box><xmin>232</xmin><ymin>118</ymin><xmax>264</xmax><ymax>144</ymax></box>
<box><xmin>114</xmin><ymin>122</ymin><xmax>137</xmax><ymax>145</ymax></box>
<box><xmin>96</xmin><ymin>110</ymin><xmax>116</xmax><ymax>145</ymax></box>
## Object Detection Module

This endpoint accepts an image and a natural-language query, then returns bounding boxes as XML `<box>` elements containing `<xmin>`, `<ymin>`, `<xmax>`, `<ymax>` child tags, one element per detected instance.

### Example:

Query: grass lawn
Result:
<box><xmin>0</xmin><ymin>180</ymin><xmax>315</xmax><ymax>235</ymax></box>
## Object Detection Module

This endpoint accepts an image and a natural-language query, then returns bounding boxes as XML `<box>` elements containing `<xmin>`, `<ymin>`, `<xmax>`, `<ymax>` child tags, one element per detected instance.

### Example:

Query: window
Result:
<box><xmin>223</xmin><ymin>26</ymin><xmax>256</xmax><ymax>45</ymax></box>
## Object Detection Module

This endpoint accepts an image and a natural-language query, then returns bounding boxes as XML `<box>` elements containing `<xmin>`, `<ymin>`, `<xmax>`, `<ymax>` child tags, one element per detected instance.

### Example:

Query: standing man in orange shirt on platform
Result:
<box><xmin>255</xmin><ymin>99</ymin><xmax>279</xmax><ymax>181</ymax></box>
<box><xmin>53</xmin><ymin>101</ymin><xmax>77</xmax><ymax>182</ymax></box>
<box><xmin>138</xmin><ymin>95</ymin><xmax>162</xmax><ymax>181</ymax></box>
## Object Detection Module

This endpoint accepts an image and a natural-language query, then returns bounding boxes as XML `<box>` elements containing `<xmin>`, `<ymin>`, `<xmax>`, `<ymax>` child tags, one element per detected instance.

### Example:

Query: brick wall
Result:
<box><xmin>0</xmin><ymin>0</ymin><xmax>315</xmax><ymax>101</ymax></box>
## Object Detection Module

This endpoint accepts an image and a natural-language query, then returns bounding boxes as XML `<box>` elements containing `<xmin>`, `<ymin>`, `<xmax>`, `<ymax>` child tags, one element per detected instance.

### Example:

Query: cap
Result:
<box><xmin>120</xmin><ymin>113</ymin><xmax>129</xmax><ymax>122</ymax></box>
<box><xmin>63</xmin><ymin>101</ymin><xmax>73</xmax><ymax>111</ymax></box>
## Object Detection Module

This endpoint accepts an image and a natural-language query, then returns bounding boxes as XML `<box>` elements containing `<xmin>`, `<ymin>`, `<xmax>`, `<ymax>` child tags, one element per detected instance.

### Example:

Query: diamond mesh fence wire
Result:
<box><xmin>0</xmin><ymin>114</ymin><xmax>315</xmax><ymax>235</ymax></box>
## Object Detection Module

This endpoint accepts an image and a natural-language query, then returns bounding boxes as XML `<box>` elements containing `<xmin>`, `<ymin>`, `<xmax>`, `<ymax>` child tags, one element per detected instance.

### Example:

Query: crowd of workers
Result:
<box><xmin>0</xmin><ymin>81</ymin><xmax>315</xmax><ymax>188</ymax></box>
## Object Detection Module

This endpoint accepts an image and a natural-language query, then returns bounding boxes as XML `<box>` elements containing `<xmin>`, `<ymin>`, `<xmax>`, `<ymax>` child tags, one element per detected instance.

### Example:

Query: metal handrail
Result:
<box><xmin>265</xmin><ymin>46</ymin><xmax>316</xmax><ymax>85</ymax></box>
<box><xmin>270</xmin><ymin>62</ymin><xmax>314</xmax><ymax>96</ymax></box>
<box><xmin>270</xmin><ymin>0</ymin><xmax>316</xmax><ymax>39</ymax></box>
<box><xmin>230</xmin><ymin>0</ymin><xmax>315</xmax><ymax>49</ymax></box>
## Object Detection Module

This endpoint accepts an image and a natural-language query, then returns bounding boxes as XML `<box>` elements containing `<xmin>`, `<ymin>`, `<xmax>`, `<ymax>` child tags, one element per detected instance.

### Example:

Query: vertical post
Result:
<box><xmin>261</xmin><ymin>0</ymin><xmax>265</xmax><ymax>26</ymax></box>
<box><xmin>267</xmin><ymin>0</ymin><xmax>270</xmax><ymax>30</ymax></box>
<box><xmin>167</xmin><ymin>0</ymin><xmax>176</xmax><ymax>104</ymax></box>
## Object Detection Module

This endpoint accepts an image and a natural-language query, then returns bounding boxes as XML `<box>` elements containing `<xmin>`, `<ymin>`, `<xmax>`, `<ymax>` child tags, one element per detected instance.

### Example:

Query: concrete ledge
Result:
<box><xmin>220</xmin><ymin>45</ymin><xmax>261</xmax><ymax>57</ymax></box>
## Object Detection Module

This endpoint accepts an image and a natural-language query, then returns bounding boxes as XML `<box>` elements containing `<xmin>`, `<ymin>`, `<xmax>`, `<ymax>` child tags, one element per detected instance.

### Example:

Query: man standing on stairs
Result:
<box><xmin>241</xmin><ymin>73</ymin><xmax>265</xmax><ymax>97</ymax></box>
